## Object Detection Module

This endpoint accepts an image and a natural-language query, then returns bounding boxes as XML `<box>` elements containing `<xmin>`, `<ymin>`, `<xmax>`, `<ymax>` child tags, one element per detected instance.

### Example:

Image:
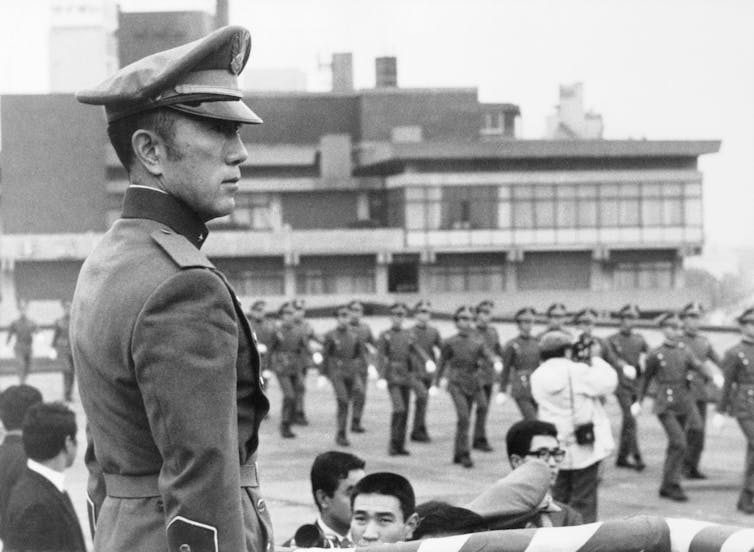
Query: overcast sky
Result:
<box><xmin>1</xmin><ymin>0</ymin><xmax>753</xmax><ymax>257</ymax></box>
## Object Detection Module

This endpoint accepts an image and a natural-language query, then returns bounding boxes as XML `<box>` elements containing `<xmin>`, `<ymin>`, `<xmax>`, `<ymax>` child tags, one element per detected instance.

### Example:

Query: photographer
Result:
<box><xmin>530</xmin><ymin>331</ymin><xmax>617</xmax><ymax>523</ymax></box>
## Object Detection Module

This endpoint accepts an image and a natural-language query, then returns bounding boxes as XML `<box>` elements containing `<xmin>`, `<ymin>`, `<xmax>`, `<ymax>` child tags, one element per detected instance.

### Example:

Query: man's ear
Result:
<box><xmin>403</xmin><ymin>512</ymin><xmax>419</xmax><ymax>540</ymax></box>
<box><xmin>314</xmin><ymin>489</ymin><xmax>329</xmax><ymax>511</ymax></box>
<box><xmin>510</xmin><ymin>454</ymin><xmax>524</xmax><ymax>469</ymax></box>
<box><xmin>131</xmin><ymin>129</ymin><xmax>164</xmax><ymax>176</ymax></box>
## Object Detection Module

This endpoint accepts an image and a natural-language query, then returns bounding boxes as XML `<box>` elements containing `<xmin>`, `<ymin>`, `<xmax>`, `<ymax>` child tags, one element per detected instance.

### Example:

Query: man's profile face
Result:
<box><xmin>323</xmin><ymin>468</ymin><xmax>365</xmax><ymax>530</ymax></box>
<box><xmin>351</xmin><ymin>493</ymin><xmax>415</xmax><ymax>545</ymax></box>
<box><xmin>517</xmin><ymin>319</ymin><xmax>533</xmax><ymax>335</ymax></box>
<box><xmin>524</xmin><ymin>435</ymin><xmax>561</xmax><ymax>486</ymax></box>
<box><xmin>158</xmin><ymin>114</ymin><xmax>248</xmax><ymax>222</ymax></box>
<box><xmin>620</xmin><ymin>316</ymin><xmax>635</xmax><ymax>331</ymax></box>
<box><xmin>682</xmin><ymin>315</ymin><xmax>700</xmax><ymax>332</ymax></box>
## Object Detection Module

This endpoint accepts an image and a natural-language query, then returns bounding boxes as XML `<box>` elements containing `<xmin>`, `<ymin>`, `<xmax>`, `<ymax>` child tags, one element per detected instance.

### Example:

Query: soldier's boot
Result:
<box><xmin>280</xmin><ymin>424</ymin><xmax>296</xmax><ymax>439</ymax></box>
<box><xmin>460</xmin><ymin>454</ymin><xmax>474</xmax><ymax>469</ymax></box>
<box><xmin>351</xmin><ymin>419</ymin><xmax>366</xmax><ymax>433</ymax></box>
<box><xmin>659</xmin><ymin>485</ymin><xmax>688</xmax><ymax>502</ymax></box>
<box><xmin>632</xmin><ymin>454</ymin><xmax>646</xmax><ymax>472</ymax></box>
<box><xmin>737</xmin><ymin>490</ymin><xmax>754</xmax><ymax>514</ymax></box>
<box><xmin>410</xmin><ymin>429</ymin><xmax>430</xmax><ymax>443</ymax></box>
<box><xmin>472</xmin><ymin>438</ymin><xmax>493</xmax><ymax>452</ymax></box>
<box><xmin>336</xmin><ymin>432</ymin><xmax>351</xmax><ymax>447</ymax></box>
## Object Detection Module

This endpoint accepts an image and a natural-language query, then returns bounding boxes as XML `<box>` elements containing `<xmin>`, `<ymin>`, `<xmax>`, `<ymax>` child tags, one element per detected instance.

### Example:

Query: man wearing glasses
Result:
<box><xmin>505</xmin><ymin>419</ymin><xmax>583</xmax><ymax>527</ymax></box>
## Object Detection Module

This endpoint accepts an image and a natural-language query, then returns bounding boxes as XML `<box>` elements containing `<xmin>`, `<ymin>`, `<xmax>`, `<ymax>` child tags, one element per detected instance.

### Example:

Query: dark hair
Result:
<box><xmin>107</xmin><ymin>108</ymin><xmax>179</xmax><ymax>171</ymax></box>
<box><xmin>0</xmin><ymin>385</ymin><xmax>43</xmax><ymax>430</ymax></box>
<box><xmin>351</xmin><ymin>472</ymin><xmax>414</xmax><ymax>522</ymax></box>
<box><xmin>22</xmin><ymin>402</ymin><xmax>77</xmax><ymax>462</ymax></box>
<box><xmin>505</xmin><ymin>419</ymin><xmax>558</xmax><ymax>458</ymax></box>
<box><xmin>311</xmin><ymin>451</ymin><xmax>365</xmax><ymax>511</ymax></box>
<box><xmin>412</xmin><ymin>501</ymin><xmax>487</xmax><ymax>539</ymax></box>
<box><xmin>539</xmin><ymin>345</ymin><xmax>571</xmax><ymax>361</ymax></box>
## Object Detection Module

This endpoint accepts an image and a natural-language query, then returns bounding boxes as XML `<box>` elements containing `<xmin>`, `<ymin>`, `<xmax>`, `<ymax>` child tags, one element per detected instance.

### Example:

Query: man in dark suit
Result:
<box><xmin>71</xmin><ymin>26</ymin><xmax>272</xmax><ymax>552</ymax></box>
<box><xmin>4</xmin><ymin>402</ymin><xmax>85</xmax><ymax>552</ymax></box>
<box><xmin>0</xmin><ymin>385</ymin><xmax>43</xmax><ymax>540</ymax></box>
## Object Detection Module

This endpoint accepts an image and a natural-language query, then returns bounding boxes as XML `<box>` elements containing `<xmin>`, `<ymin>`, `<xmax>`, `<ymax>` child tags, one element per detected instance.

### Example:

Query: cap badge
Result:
<box><xmin>229</xmin><ymin>34</ymin><xmax>245</xmax><ymax>75</ymax></box>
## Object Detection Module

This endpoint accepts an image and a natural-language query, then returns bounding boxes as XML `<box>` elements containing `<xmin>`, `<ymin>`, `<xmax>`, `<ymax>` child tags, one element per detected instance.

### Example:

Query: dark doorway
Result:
<box><xmin>388</xmin><ymin>262</ymin><xmax>418</xmax><ymax>293</ymax></box>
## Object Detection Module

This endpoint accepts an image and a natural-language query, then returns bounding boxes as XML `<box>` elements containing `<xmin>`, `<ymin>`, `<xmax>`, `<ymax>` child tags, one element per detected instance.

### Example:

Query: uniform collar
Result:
<box><xmin>122</xmin><ymin>186</ymin><xmax>209</xmax><ymax>249</ymax></box>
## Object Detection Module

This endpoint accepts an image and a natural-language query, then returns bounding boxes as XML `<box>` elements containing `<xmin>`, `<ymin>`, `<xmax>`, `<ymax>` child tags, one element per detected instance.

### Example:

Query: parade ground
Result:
<box><xmin>3</xmin><ymin>317</ymin><xmax>752</xmax><ymax>548</ymax></box>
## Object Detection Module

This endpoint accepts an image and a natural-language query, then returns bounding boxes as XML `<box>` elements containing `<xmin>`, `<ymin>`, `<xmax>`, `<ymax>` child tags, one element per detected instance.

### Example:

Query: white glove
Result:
<box><xmin>262</xmin><ymin>369</ymin><xmax>274</xmax><ymax>380</ymax></box>
<box><xmin>48</xmin><ymin>349</ymin><xmax>58</xmax><ymax>360</ymax></box>
<box><xmin>368</xmin><ymin>364</ymin><xmax>379</xmax><ymax>380</ymax></box>
<box><xmin>630</xmin><ymin>402</ymin><xmax>642</xmax><ymax>417</ymax></box>
<box><xmin>376</xmin><ymin>378</ymin><xmax>388</xmax><ymax>391</ymax></box>
<box><xmin>428</xmin><ymin>386</ymin><xmax>439</xmax><ymax>397</ymax></box>
<box><xmin>713</xmin><ymin>373</ymin><xmax>725</xmax><ymax>388</ymax></box>
<box><xmin>317</xmin><ymin>375</ymin><xmax>329</xmax><ymax>389</ymax></box>
<box><xmin>493</xmin><ymin>359</ymin><xmax>503</xmax><ymax>374</ymax></box>
<box><xmin>312</xmin><ymin>351</ymin><xmax>323</xmax><ymax>365</ymax></box>
<box><xmin>712</xmin><ymin>412</ymin><xmax>726</xmax><ymax>432</ymax></box>
<box><xmin>257</xmin><ymin>343</ymin><xmax>268</xmax><ymax>355</ymax></box>
<box><xmin>425</xmin><ymin>360</ymin><xmax>437</xmax><ymax>374</ymax></box>
<box><xmin>495</xmin><ymin>392</ymin><xmax>508</xmax><ymax>405</ymax></box>
<box><xmin>622</xmin><ymin>365</ymin><xmax>637</xmax><ymax>380</ymax></box>
<box><xmin>439</xmin><ymin>377</ymin><xmax>448</xmax><ymax>390</ymax></box>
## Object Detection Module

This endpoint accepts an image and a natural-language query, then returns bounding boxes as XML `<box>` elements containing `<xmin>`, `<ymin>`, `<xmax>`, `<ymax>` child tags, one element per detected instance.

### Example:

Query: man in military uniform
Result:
<box><xmin>321</xmin><ymin>306</ymin><xmax>367</xmax><ymax>447</ymax></box>
<box><xmin>679</xmin><ymin>302</ymin><xmax>722</xmax><ymax>479</ymax></box>
<box><xmin>51</xmin><ymin>300</ymin><xmax>75</xmax><ymax>402</ymax></box>
<box><xmin>716</xmin><ymin>307</ymin><xmax>754</xmax><ymax>514</ymax></box>
<box><xmin>408</xmin><ymin>300</ymin><xmax>441</xmax><ymax>443</ymax></box>
<box><xmin>500</xmin><ymin>307</ymin><xmax>540</xmax><ymax>421</ymax></box>
<box><xmin>472</xmin><ymin>300</ymin><xmax>503</xmax><ymax>452</ymax></box>
<box><xmin>6</xmin><ymin>301</ymin><xmax>37</xmax><ymax>385</ymax></box>
<box><xmin>247</xmin><ymin>300</ymin><xmax>276</xmax><ymax>388</ymax></box>
<box><xmin>71</xmin><ymin>26</ymin><xmax>272</xmax><ymax>552</ymax></box>
<box><xmin>435</xmin><ymin>306</ymin><xmax>495</xmax><ymax>468</ymax></box>
<box><xmin>270</xmin><ymin>302</ymin><xmax>312</xmax><ymax>439</ymax></box>
<box><xmin>348</xmin><ymin>300</ymin><xmax>376</xmax><ymax>433</ymax></box>
<box><xmin>606</xmin><ymin>304</ymin><xmax>649</xmax><ymax>471</ymax></box>
<box><xmin>293</xmin><ymin>298</ymin><xmax>321</xmax><ymax>426</ymax></box>
<box><xmin>639</xmin><ymin>312</ymin><xmax>706</xmax><ymax>502</ymax></box>
<box><xmin>376</xmin><ymin>303</ymin><xmax>433</xmax><ymax>456</ymax></box>
<box><xmin>536</xmin><ymin>303</ymin><xmax>572</xmax><ymax>339</ymax></box>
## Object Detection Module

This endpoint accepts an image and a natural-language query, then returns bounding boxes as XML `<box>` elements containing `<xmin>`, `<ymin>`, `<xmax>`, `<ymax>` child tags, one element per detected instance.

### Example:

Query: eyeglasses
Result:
<box><xmin>526</xmin><ymin>448</ymin><xmax>566</xmax><ymax>462</ymax></box>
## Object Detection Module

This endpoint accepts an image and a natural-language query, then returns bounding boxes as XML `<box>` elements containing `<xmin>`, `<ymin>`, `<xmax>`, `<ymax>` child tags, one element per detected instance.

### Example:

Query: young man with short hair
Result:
<box><xmin>350</xmin><ymin>472</ymin><xmax>418</xmax><ymax>545</ymax></box>
<box><xmin>506</xmin><ymin>419</ymin><xmax>583</xmax><ymax>527</ymax></box>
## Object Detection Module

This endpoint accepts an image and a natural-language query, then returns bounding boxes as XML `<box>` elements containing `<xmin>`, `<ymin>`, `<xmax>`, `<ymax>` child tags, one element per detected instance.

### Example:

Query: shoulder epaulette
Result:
<box><xmin>151</xmin><ymin>230</ymin><xmax>214</xmax><ymax>270</ymax></box>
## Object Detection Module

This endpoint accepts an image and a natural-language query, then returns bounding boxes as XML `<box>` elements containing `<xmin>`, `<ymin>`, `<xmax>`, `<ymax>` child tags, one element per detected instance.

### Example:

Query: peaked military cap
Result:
<box><xmin>278</xmin><ymin>301</ymin><xmax>295</xmax><ymax>315</ymax></box>
<box><xmin>414</xmin><ymin>299</ymin><xmax>432</xmax><ymax>312</ymax></box>
<box><xmin>76</xmin><ymin>25</ymin><xmax>262</xmax><ymax>124</ymax></box>
<box><xmin>389</xmin><ymin>302</ymin><xmax>408</xmax><ymax>315</ymax></box>
<box><xmin>334</xmin><ymin>305</ymin><xmax>350</xmax><ymax>317</ymax></box>
<box><xmin>657</xmin><ymin>311</ymin><xmax>682</xmax><ymax>327</ymax></box>
<box><xmin>680</xmin><ymin>302</ymin><xmax>704</xmax><ymax>318</ymax></box>
<box><xmin>737</xmin><ymin>307</ymin><xmax>754</xmax><ymax>324</ymax></box>
<box><xmin>617</xmin><ymin>304</ymin><xmax>641</xmax><ymax>319</ymax></box>
<box><xmin>476</xmin><ymin>300</ymin><xmax>495</xmax><ymax>312</ymax></box>
<box><xmin>514</xmin><ymin>307</ymin><xmax>537</xmax><ymax>322</ymax></box>
<box><xmin>348</xmin><ymin>300</ymin><xmax>364</xmax><ymax>311</ymax></box>
<box><xmin>454</xmin><ymin>305</ymin><xmax>475</xmax><ymax>320</ymax></box>
<box><xmin>574</xmin><ymin>308</ymin><xmax>598</xmax><ymax>324</ymax></box>
<box><xmin>250</xmin><ymin>300</ymin><xmax>266</xmax><ymax>310</ymax></box>
<box><xmin>546</xmin><ymin>303</ymin><xmax>568</xmax><ymax>317</ymax></box>
<box><xmin>539</xmin><ymin>330</ymin><xmax>574</xmax><ymax>353</ymax></box>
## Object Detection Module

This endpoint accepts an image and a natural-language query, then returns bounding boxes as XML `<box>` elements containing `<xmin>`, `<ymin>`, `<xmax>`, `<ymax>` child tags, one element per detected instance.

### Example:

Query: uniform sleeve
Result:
<box><xmin>131</xmin><ymin>268</ymin><xmax>245</xmax><ymax>551</ymax></box>
<box><xmin>500</xmin><ymin>340</ymin><xmax>515</xmax><ymax>389</ymax></box>
<box><xmin>718</xmin><ymin>348</ymin><xmax>740</xmax><ymax>414</ymax></box>
<box><xmin>376</xmin><ymin>333</ymin><xmax>389</xmax><ymax>378</ymax></box>
<box><xmin>707</xmin><ymin>341</ymin><xmax>722</xmax><ymax>365</ymax></box>
<box><xmin>320</xmin><ymin>332</ymin><xmax>333</xmax><ymax>376</ymax></box>
<box><xmin>436</xmin><ymin>340</ymin><xmax>453</xmax><ymax>382</ymax></box>
<box><xmin>641</xmin><ymin>352</ymin><xmax>658</xmax><ymax>400</ymax></box>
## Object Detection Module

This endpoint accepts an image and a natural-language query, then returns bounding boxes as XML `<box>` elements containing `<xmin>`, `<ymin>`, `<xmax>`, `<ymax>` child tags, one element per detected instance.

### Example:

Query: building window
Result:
<box><xmin>481</xmin><ymin>111</ymin><xmax>504</xmax><ymax>136</ymax></box>
<box><xmin>441</xmin><ymin>186</ymin><xmax>497</xmax><ymax>229</ymax></box>
<box><xmin>613</xmin><ymin>261</ymin><xmax>674</xmax><ymax>289</ymax></box>
<box><xmin>228</xmin><ymin>270</ymin><xmax>285</xmax><ymax>296</ymax></box>
<box><xmin>296</xmin><ymin>267</ymin><xmax>375</xmax><ymax>295</ymax></box>
<box><xmin>426</xmin><ymin>264</ymin><xmax>505</xmax><ymax>292</ymax></box>
<box><xmin>208</xmin><ymin>194</ymin><xmax>274</xmax><ymax>230</ymax></box>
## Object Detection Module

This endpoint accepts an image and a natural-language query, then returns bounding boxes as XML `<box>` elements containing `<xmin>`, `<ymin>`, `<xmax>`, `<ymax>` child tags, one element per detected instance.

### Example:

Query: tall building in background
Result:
<box><xmin>49</xmin><ymin>0</ymin><xmax>118</xmax><ymax>92</ymax></box>
<box><xmin>546</xmin><ymin>82</ymin><xmax>604</xmax><ymax>139</ymax></box>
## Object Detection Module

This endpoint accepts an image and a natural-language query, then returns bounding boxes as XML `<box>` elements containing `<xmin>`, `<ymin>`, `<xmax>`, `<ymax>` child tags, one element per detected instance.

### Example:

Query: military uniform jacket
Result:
<box><xmin>606</xmin><ymin>330</ymin><xmax>648</xmax><ymax>393</ymax></box>
<box><xmin>294</xmin><ymin>319</ymin><xmax>319</xmax><ymax>370</ymax></box>
<box><xmin>641</xmin><ymin>341</ymin><xmax>704</xmax><ymax>416</ymax></box>
<box><xmin>475</xmin><ymin>324</ymin><xmax>503</xmax><ymax>386</ymax></box>
<box><xmin>350</xmin><ymin>321</ymin><xmax>375</xmax><ymax>374</ymax></box>
<box><xmin>271</xmin><ymin>323</ymin><xmax>310</xmax><ymax>377</ymax></box>
<box><xmin>438</xmin><ymin>332</ymin><xmax>490</xmax><ymax>396</ymax></box>
<box><xmin>322</xmin><ymin>327</ymin><xmax>364</xmax><ymax>377</ymax></box>
<box><xmin>70</xmin><ymin>188</ymin><xmax>271</xmax><ymax>552</ymax></box>
<box><xmin>500</xmin><ymin>334</ymin><xmax>540</xmax><ymax>400</ymax></box>
<box><xmin>681</xmin><ymin>331</ymin><xmax>720</xmax><ymax>401</ymax></box>
<box><xmin>718</xmin><ymin>339</ymin><xmax>754</xmax><ymax>419</ymax></box>
<box><xmin>410</xmin><ymin>324</ymin><xmax>442</xmax><ymax>380</ymax></box>
<box><xmin>249</xmin><ymin>317</ymin><xmax>276</xmax><ymax>370</ymax></box>
<box><xmin>8</xmin><ymin>317</ymin><xmax>35</xmax><ymax>354</ymax></box>
<box><xmin>377</xmin><ymin>327</ymin><xmax>429</xmax><ymax>386</ymax></box>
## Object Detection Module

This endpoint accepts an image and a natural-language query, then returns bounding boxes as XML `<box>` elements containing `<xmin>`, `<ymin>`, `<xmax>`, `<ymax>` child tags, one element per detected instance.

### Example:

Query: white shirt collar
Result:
<box><xmin>316</xmin><ymin>516</ymin><xmax>350</xmax><ymax>544</ymax></box>
<box><xmin>128</xmin><ymin>184</ymin><xmax>168</xmax><ymax>195</ymax></box>
<box><xmin>27</xmin><ymin>459</ymin><xmax>66</xmax><ymax>493</ymax></box>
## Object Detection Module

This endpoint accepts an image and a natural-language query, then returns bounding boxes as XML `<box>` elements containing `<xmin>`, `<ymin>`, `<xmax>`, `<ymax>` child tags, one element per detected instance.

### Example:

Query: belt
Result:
<box><xmin>105</xmin><ymin>462</ymin><xmax>260</xmax><ymax>498</ymax></box>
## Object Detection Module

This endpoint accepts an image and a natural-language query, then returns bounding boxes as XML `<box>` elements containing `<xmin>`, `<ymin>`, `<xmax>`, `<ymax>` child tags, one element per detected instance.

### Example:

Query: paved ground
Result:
<box><xmin>2</xmin><ymin>318</ymin><xmax>752</xmax><ymax>550</ymax></box>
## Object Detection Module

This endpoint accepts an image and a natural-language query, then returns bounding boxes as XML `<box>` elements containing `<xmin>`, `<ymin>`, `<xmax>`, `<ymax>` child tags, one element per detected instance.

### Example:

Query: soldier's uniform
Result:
<box><xmin>535</xmin><ymin>303</ymin><xmax>572</xmax><ymax>340</ymax></box>
<box><xmin>293</xmin><ymin>299</ymin><xmax>319</xmax><ymax>426</ymax></box>
<box><xmin>72</xmin><ymin>26</ymin><xmax>273</xmax><ymax>552</ymax></box>
<box><xmin>641</xmin><ymin>312</ymin><xmax>705</xmax><ymax>502</ymax></box>
<box><xmin>500</xmin><ymin>307</ymin><xmax>540</xmax><ymax>420</ymax></box>
<box><xmin>348</xmin><ymin>300</ymin><xmax>374</xmax><ymax>432</ymax></box>
<box><xmin>408</xmin><ymin>300</ymin><xmax>441</xmax><ymax>442</ymax></box>
<box><xmin>271</xmin><ymin>303</ymin><xmax>311</xmax><ymax>438</ymax></box>
<box><xmin>473</xmin><ymin>300</ymin><xmax>503</xmax><ymax>451</ymax></box>
<box><xmin>679</xmin><ymin>302</ymin><xmax>720</xmax><ymax>479</ymax></box>
<box><xmin>321</xmin><ymin>306</ymin><xmax>366</xmax><ymax>447</ymax></box>
<box><xmin>377</xmin><ymin>303</ymin><xmax>431</xmax><ymax>456</ymax></box>
<box><xmin>717</xmin><ymin>307</ymin><xmax>754</xmax><ymax>514</ymax></box>
<box><xmin>7</xmin><ymin>313</ymin><xmax>36</xmax><ymax>384</ymax></box>
<box><xmin>247</xmin><ymin>300</ymin><xmax>276</xmax><ymax>387</ymax></box>
<box><xmin>606</xmin><ymin>304</ymin><xmax>649</xmax><ymax>470</ymax></box>
<box><xmin>438</xmin><ymin>306</ymin><xmax>493</xmax><ymax>468</ymax></box>
<box><xmin>51</xmin><ymin>306</ymin><xmax>75</xmax><ymax>402</ymax></box>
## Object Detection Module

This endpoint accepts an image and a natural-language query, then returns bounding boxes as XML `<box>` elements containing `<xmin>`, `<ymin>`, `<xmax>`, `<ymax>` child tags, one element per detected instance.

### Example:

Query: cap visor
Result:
<box><xmin>169</xmin><ymin>100</ymin><xmax>262</xmax><ymax>124</ymax></box>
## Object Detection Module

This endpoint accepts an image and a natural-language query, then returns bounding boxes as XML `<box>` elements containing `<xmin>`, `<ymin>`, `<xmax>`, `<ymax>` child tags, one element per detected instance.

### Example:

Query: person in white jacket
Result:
<box><xmin>530</xmin><ymin>330</ymin><xmax>617</xmax><ymax>523</ymax></box>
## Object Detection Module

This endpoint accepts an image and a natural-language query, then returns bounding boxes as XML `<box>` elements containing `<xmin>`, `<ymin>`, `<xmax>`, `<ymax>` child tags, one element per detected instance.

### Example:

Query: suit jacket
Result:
<box><xmin>3</xmin><ymin>468</ymin><xmax>86</xmax><ymax>552</ymax></box>
<box><xmin>70</xmin><ymin>188</ymin><xmax>272</xmax><ymax>552</ymax></box>
<box><xmin>0</xmin><ymin>434</ymin><xmax>27</xmax><ymax>539</ymax></box>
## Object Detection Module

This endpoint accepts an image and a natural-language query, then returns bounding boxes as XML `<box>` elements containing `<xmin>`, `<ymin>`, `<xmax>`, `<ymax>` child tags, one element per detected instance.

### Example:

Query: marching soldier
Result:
<box><xmin>606</xmin><ymin>304</ymin><xmax>649</xmax><ymax>471</ymax></box>
<box><xmin>247</xmin><ymin>300</ymin><xmax>277</xmax><ymax>387</ymax></box>
<box><xmin>408</xmin><ymin>300</ymin><xmax>441</xmax><ymax>443</ymax></box>
<box><xmin>270</xmin><ymin>302</ymin><xmax>312</xmax><ymax>438</ymax></box>
<box><xmin>500</xmin><ymin>307</ymin><xmax>540</xmax><ymax>420</ymax></box>
<box><xmin>51</xmin><ymin>300</ymin><xmax>75</xmax><ymax>402</ymax></box>
<box><xmin>537</xmin><ymin>303</ymin><xmax>572</xmax><ymax>339</ymax></box>
<box><xmin>679</xmin><ymin>302</ymin><xmax>722</xmax><ymax>479</ymax></box>
<box><xmin>639</xmin><ymin>312</ymin><xmax>706</xmax><ymax>502</ymax></box>
<box><xmin>716</xmin><ymin>306</ymin><xmax>754</xmax><ymax>514</ymax></box>
<box><xmin>7</xmin><ymin>301</ymin><xmax>37</xmax><ymax>385</ymax></box>
<box><xmin>435</xmin><ymin>306</ymin><xmax>495</xmax><ymax>468</ymax></box>
<box><xmin>293</xmin><ymin>298</ymin><xmax>321</xmax><ymax>426</ymax></box>
<box><xmin>321</xmin><ymin>306</ymin><xmax>367</xmax><ymax>447</ymax></box>
<box><xmin>473</xmin><ymin>300</ymin><xmax>503</xmax><ymax>452</ymax></box>
<box><xmin>348</xmin><ymin>300</ymin><xmax>376</xmax><ymax>433</ymax></box>
<box><xmin>376</xmin><ymin>302</ymin><xmax>433</xmax><ymax>456</ymax></box>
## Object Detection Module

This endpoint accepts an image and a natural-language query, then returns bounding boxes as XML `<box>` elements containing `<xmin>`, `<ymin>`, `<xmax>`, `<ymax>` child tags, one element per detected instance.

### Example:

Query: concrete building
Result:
<box><xmin>546</xmin><ymin>82</ymin><xmax>604</xmax><ymax>140</ymax></box>
<box><xmin>0</xmin><ymin>56</ymin><xmax>719</xmax><ymax>320</ymax></box>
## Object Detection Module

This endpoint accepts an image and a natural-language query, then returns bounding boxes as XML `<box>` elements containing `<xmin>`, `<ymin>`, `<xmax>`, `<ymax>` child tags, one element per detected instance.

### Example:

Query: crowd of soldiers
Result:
<box><xmin>246</xmin><ymin>298</ymin><xmax>754</xmax><ymax>515</ymax></box>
